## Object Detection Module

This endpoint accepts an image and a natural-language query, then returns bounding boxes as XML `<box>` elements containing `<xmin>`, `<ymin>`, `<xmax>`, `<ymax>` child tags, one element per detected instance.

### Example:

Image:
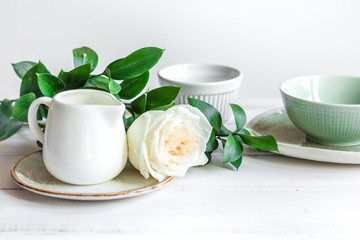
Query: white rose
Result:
<box><xmin>127</xmin><ymin>105</ymin><xmax>212</xmax><ymax>181</ymax></box>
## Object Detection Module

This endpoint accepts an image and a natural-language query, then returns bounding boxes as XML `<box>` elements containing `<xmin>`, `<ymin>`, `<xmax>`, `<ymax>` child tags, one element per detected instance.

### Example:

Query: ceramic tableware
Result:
<box><xmin>11</xmin><ymin>151</ymin><xmax>174</xmax><ymax>200</ymax></box>
<box><xmin>27</xmin><ymin>89</ymin><xmax>127</xmax><ymax>185</ymax></box>
<box><xmin>246</xmin><ymin>108</ymin><xmax>360</xmax><ymax>164</ymax></box>
<box><xmin>280</xmin><ymin>75</ymin><xmax>360</xmax><ymax>146</ymax></box>
<box><xmin>158</xmin><ymin>63</ymin><xmax>242</xmax><ymax>120</ymax></box>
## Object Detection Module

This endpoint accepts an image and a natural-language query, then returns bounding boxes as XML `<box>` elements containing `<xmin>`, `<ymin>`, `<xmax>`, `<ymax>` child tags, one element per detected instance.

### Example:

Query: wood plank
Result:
<box><xmin>0</xmin><ymin>188</ymin><xmax>359</xmax><ymax>238</ymax></box>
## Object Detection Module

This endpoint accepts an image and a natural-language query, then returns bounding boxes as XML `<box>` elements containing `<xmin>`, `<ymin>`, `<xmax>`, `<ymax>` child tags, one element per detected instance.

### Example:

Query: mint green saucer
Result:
<box><xmin>246</xmin><ymin>108</ymin><xmax>360</xmax><ymax>164</ymax></box>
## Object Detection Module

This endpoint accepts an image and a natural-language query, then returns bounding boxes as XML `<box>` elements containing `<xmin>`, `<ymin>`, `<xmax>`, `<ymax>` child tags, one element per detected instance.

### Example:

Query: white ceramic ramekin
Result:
<box><xmin>158</xmin><ymin>63</ymin><xmax>242</xmax><ymax>120</ymax></box>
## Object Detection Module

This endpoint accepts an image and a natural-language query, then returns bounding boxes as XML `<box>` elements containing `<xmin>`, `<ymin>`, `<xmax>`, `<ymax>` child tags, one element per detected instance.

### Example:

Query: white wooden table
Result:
<box><xmin>1</xmin><ymin>99</ymin><xmax>360</xmax><ymax>240</ymax></box>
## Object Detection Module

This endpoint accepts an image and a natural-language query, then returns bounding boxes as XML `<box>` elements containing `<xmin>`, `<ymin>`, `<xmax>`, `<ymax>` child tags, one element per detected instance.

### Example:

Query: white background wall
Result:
<box><xmin>1</xmin><ymin>0</ymin><xmax>360</xmax><ymax>100</ymax></box>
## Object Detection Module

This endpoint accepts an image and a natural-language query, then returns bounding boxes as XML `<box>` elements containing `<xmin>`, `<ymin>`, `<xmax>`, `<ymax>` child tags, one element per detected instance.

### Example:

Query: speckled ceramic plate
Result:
<box><xmin>246</xmin><ymin>108</ymin><xmax>360</xmax><ymax>164</ymax></box>
<box><xmin>10</xmin><ymin>151</ymin><xmax>174</xmax><ymax>200</ymax></box>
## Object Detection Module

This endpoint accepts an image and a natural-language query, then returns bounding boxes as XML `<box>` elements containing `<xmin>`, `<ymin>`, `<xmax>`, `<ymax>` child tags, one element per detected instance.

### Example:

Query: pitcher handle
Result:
<box><xmin>28</xmin><ymin>97</ymin><xmax>52</xmax><ymax>144</ymax></box>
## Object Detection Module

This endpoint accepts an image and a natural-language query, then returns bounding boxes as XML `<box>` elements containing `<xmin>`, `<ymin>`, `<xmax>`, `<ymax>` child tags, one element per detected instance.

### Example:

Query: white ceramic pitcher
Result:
<box><xmin>27</xmin><ymin>89</ymin><xmax>127</xmax><ymax>185</ymax></box>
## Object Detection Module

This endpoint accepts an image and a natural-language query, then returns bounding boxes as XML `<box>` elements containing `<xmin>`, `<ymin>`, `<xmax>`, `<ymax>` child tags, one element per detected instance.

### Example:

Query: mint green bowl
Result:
<box><xmin>280</xmin><ymin>75</ymin><xmax>360</xmax><ymax>146</ymax></box>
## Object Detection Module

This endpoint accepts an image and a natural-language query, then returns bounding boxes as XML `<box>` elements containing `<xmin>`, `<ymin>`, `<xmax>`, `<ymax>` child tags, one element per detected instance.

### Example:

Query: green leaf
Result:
<box><xmin>150</xmin><ymin>102</ymin><xmax>175</xmax><ymax>111</ymax></box>
<box><xmin>223</xmin><ymin>134</ymin><xmax>243</xmax><ymax>165</ymax></box>
<box><xmin>239</xmin><ymin>128</ymin><xmax>251</xmax><ymax>136</ymax></box>
<box><xmin>20</xmin><ymin>61</ymin><xmax>49</xmax><ymax>97</ymax></box>
<box><xmin>146</xmin><ymin>86</ymin><xmax>180</xmax><ymax>110</ymax></box>
<box><xmin>73</xmin><ymin>46</ymin><xmax>98</xmax><ymax>72</ymax></box>
<box><xmin>206</xmin><ymin>129</ymin><xmax>219</xmax><ymax>152</ymax></box>
<box><xmin>109</xmin><ymin>79</ymin><xmax>121</xmax><ymax>94</ymax></box>
<box><xmin>0</xmin><ymin>99</ymin><xmax>22</xmax><ymax>140</ymax></box>
<box><xmin>131</xmin><ymin>92</ymin><xmax>147</xmax><ymax>114</ymax></box>
<box><xmin>205</xmin><ymin>152</ymin><xmax>212</xmax><ymax>161</ymax></box>
<box><xmin>125</xmin><ymin>106</ymin><xmax>136</xmax><ymax>117</ymax></box>
<box><xmin>112</xmin><ymin>93</ymin><xmax>122</xmax><ymax>101</ymax></box>
<box><xmin>231</xmin><ymin>156</ymin><xmax>242</xmax><ymax>170</ymax></box>
<box><xmin>119</xmin><ymin>71</ymin><xmax>149</xmax><ymax>100</ymax></box>
<box><xmin>188</xmin><ymin>98</ymin><xmax>222</xmax><ymax>133</ymax></box>
<box><xmin>233</xmin><ymin>134</ymin><xmax>244</xmax><ymax>144</ymax></box>
<box><xmin>11</xmin><ymin>61</ymin><xmax>37</xmax><ymax>79</ymax></box>
<box><xmin>124</xmin><ymin>115</ymin><xmax>135</xmax><ymax>130</ymax></box>
<box><xmin>230</xmin><ymin>104</ymin><xmax>247</xmax><ymax>132</ymax></box>
<box><xmin>36</xmin><ymin>140</ymin><xmax>43</xmax><ymax>148</ymax></box>
<box><xmin>12</xmin><ymin>92</ymin><xmax>36</xmax><ymax>122</ymax></box>
<box><xmin>240</xmin><ymin>134</ymin><xmax>279</xmax><ymax>152</ymax></box>
<box><xmin>37</xmin><ymin>73</ymin><xmax>65</xmax><ymax>97</ymax></box>
<box><xmin>219</xmin><ymin>124</ymin><xmax>232</xmax><ymax>136</ymax></box>
<box><xmin>39</xmin><ymin>105</ymin><xmax>48</xmax><ymax>119</ymax></box>
<box><xmin>105</xmin><ymin>68</ymin><xmax>111</xmax><ymax>78</ymax></box>
<box><xmin>60</xmin><ymin>63</ymin><xmax>91</xmax><ymax>90</ymax></box>
<box><xmin>57</xmin><ymin>69</ymin><xmax>66</xmax><ymax>79</ymax></box>
<box><xmin>84</xmin><ymin>76</ymin><xmax>109</xmax><ymax>91</ymax></box>
<box><xmin>107</xmin><ymin>47</ymin><xmax>164</xmax><ymax>80</ymax></box>
<box><xmin>104</xmin><ymin>68</ymin><xmax>121</xmax><ymax>94</ymax></box>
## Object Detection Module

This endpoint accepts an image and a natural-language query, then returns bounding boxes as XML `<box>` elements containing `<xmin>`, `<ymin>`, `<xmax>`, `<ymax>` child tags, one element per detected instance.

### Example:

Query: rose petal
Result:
<box><xmin>127</xmin><ymin>104</ymin><xmax>213</xmax><ymax>181</ymax></box>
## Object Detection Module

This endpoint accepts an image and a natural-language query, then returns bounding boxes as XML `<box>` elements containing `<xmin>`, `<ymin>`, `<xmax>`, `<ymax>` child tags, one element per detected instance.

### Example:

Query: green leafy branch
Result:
<box><xmin>188</xmin><ymin>98</ymin><xmax>279</xmax><ymax>170</ymax></box>
<box><xmin>0</xmin><ymin>45</ymin><xmax>279</xmax><ymax>171</ymax></box>
<box><xmin>0</xmin><ymin>46</ymin><xmax>180</xmax><ymax>140</ymax></box>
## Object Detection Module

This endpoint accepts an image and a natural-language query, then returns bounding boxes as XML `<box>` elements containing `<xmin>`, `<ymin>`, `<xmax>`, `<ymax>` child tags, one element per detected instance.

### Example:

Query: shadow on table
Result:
<box><xmin>3</xmin><ymin>187</ymin><xmax>150</xmax><ymax>206</ymax></box>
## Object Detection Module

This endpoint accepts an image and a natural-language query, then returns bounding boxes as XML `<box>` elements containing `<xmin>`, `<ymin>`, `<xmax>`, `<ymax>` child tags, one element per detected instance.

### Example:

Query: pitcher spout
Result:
<box><xmin>53</xmin><ymin>89</ymin><xmax>126</xmax><ymax>120</ymax></box>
